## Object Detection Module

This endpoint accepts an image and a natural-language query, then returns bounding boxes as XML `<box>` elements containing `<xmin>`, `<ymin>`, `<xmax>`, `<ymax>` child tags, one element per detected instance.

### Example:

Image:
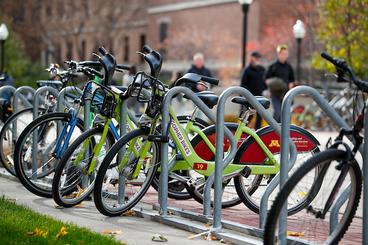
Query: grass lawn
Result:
<box><xmin>0</xmin><ymin>196</ymin><xmax>123</xmax><ymax>245</ymax></box>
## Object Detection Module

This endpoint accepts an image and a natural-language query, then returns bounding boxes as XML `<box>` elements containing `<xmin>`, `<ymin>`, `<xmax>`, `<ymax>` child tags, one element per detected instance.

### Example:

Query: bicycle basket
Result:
<box><xmin>129</xmin><ymin>72</ymin><xmax>152</xmax><ymax>103</ymax></box>
<box><xmin>91</xmin><ymin>87</ymin><xmax>117</xmax><ymax>118</ymax></box>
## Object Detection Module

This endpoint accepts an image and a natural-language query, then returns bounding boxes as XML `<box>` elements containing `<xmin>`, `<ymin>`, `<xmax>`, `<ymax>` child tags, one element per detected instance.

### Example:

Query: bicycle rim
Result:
<box><xmin>264</xmin><ymin>149</ymin><xmax>362</xmax><ymax>244</ymax></box>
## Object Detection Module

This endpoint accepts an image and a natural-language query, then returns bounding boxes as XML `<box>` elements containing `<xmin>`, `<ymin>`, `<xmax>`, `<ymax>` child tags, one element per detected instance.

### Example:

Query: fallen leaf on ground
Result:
<box><xmin>151</xmin><ymin>234</ymin><xmax>168</xmax><ymax>242</ymax></box>
<box><xmin>101</xmin><ymin>230</ymin><xmax>123</xmax><ymax>235</ymax></box>
<box><xmin>122</xmin><ymin>209</ymin><xmax>135</xmax><ymax>216</ymax></box>
<box><xmin>298</xmin><ymin>191</ymin><xmax>307</xmax><ymax>198</ymax></box>
<box><xmin>287</xmin><ymin>231</ymin><xmax>305</xmax><ymax>237</ymax></box>
<box><xmin>204</xmin><ymin>222</ymin><xmax>212</xmax><ymax>228</ymax></box>
<box><xmin>205</xmin><ymin>233</ymin><xmax>217</xmax><ymax>241</ymax></box>
<box><xmin>27</xmin><ymin>227</ymin><xmax>48</xmax><ymax>238</ymax></box>
<box><xmin>74</xmin><ymin>203</ymin><xmax>84</xmax><ymax>208</ymax></box>
<box><xmin>56</xmin><ymin>227</ymin><xmax>68</xmax><ymax>239</ymax></box>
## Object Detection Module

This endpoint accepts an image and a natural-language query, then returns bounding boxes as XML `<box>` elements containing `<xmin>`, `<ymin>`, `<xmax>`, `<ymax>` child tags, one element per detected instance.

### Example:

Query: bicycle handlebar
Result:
<box><xmin>98</xmin><ymin>47</ymin><xmax>107</xmax><ymax>56</ymax></box>
<box><xmin>142</xmin><ymin>45</ymin><xmax>153</xmax><ymax>54</ymax></box>
<box><xmin>321</xmin><ymin>52</ymin><xmax>368</xmax><ymax>93</ymax></box>
<box><xmin>321</xmin><ymin>52</ymin><xmax>349</xmax><ymax>71</ymax></box>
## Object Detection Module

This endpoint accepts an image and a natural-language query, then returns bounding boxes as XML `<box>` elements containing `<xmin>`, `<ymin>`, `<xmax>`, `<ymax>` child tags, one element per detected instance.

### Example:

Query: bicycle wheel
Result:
<box><xmin>151</xmin><ymin>115</ymin><xmax>209</xmax><ymax>200</ymax></box>
<box><xmin>14</xmin><ymin>112</ymin><xmax>84</xmax><ymax>198</ymax></box>
<box><xmin>52</xmin><ymin>126</ymin><xmax>115</xmax><ymax>207</ymax></box>
<box><xmin>233</xmin><ymin>126</ymin><xmax>320</xmax><ymax>214</ymax></box>
<box><xmin>264</xmin><ymin>149</ymin><xmax>362</xmax><ymax>245</ymax></box>
<box><xmin>94</xmin><ymin>128</ymin><xmax>159</xmax><ymax>217</ymax></box>
<box><xmin>0</xmin><ymin>108</ymin><xmax>45</xmax><ymax>176</ymax></box>
<box><xmin>185</xmin><ymin>123</ymin><xmax>244</xmax><ymax>208</ymax></box>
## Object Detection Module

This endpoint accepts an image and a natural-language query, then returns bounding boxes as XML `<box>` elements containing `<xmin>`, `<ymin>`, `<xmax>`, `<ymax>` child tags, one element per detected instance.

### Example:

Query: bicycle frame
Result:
<box><xmin>167</xmin><ymin>107</ymin><xmax>280</xmax><ymax>177</ymax></box>
<box><xmin>70</xmin><ymin>89</ymin><xmax>137</xmax><ymax>175</ymax></box>
<box><xmin>120</xmin><ymin>106</ymin><xmax>281</xmax><ymax>180</ymax></box>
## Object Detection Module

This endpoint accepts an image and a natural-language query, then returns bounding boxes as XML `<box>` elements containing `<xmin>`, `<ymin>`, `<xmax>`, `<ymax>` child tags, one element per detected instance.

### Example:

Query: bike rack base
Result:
<box><xmin>132</xmin><ymin>204</ymin><xmax>310</xmax><ymax>245</ymax></box>
<box><xmin>133</xmin><ymin>205</ymin><xmax>263</xmax><ymax>245</ymax></box>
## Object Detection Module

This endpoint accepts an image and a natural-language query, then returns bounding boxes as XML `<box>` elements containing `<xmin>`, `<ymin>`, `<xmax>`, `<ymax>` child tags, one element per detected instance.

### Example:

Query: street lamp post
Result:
<box><xmin>293</xmin><ymin>20</ymin><xmax>306</xmax><ymax>82</ymax></box>
<box><xmin>238</xmin><ymin>0</ymin><xmax>253</xmax><ymax>68</ymax></box>
<box><xmin>0</xmin><ymin>24</ymin><xmax>9</xmax><ymax>74</ymax></box>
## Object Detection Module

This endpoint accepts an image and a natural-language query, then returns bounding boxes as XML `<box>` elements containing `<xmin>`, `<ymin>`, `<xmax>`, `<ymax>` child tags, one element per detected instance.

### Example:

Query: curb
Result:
<box><xmin>0</xmin><ymin>168</ymin><xmax>18</xmax><ymax>182</ymax></box>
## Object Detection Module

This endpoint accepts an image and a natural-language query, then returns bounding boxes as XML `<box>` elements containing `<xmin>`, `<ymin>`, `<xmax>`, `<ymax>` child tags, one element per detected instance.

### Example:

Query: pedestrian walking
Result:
<box><xmin>265</xmin><ymin>45</ymin><xmax>295</xmax><ymax>122</ymax></box>
<box><xmin>187</xmin><ymin>53</ymin><xmax>212</xmax><ymax>92</ymax></box>
<box><xmin>240</xmin><ymin>51</ymin><xmax>266</xmax><ymax>129</ymax></box>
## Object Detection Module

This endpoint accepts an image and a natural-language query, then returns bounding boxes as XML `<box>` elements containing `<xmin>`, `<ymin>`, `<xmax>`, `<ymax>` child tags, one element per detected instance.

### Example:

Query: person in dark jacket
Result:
<box><xmin>265</xmin><ymin>45</ymin><xmax>295</xmax><ymax>122</ymax></box>
<box><xmin>240</xmin><ymin>51</ymin><xmax>266</xmax><ymax>129</ymax></box>
<box><xmin>187</xmin><ymin>53</ymin><xmax>212</xmax><ymax>92</ymax></box>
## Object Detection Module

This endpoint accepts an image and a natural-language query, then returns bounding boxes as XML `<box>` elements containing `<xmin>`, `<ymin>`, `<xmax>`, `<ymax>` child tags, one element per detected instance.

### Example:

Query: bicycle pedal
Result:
<box><xmin>147</xmin><ymin>134</ymin><xmax>169</xmax><ymax>143</ymax></box>
<box><xmin>240</xmin><ymin>166</ymin><xmax>251</xmax><ymax>178</ymax></box>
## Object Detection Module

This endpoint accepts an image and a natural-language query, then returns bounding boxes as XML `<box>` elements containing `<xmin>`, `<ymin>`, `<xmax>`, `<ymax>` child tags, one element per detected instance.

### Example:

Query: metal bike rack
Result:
<box><xmin>31</xmin><ymin>86</ymin><xmax>60</xmax><ymax>179</ymax></box>
<box><xmin>13</xmin><ymin>86</ymin><xmax>35</xmax><ymax>112</ymax></box>
<box><xmin>57</xmin><ymin>86</ymin><xmax>84</xmax><ymax>134</ymax></box>
<box><xmin>11</xmin><ymin>86</ymin><xmax>36</xmax><ymax>143</ymax></box>
<box><xmin>117</xmin><ymin>99</ymin><xmax>128</xmax><ymax>204</ymax></box>
<box><xmin>159</xmin><ymin>86</ymin><xmax>236</xmax><ymax>217</ymax></box>
<box><xmin>212</xmin><ymin>86</ymin><xmax>297</xmax><ymax>234</ymax></box>
<box><xmin>57</xmin><ymin>86</ymin><xmax>83</xmax><ymax>112</ymax></box>
<box><xmin>277</xmin><ymin>85</ymin><xmax>352</xmax><ymax>244</ymax></box>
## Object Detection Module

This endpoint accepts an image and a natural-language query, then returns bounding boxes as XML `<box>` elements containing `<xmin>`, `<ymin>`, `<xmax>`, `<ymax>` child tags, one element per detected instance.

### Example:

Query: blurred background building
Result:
<box><xmin>0</xmin><ymin>0</ymin><xmax>318</xmax><ymax>85</ymax></box>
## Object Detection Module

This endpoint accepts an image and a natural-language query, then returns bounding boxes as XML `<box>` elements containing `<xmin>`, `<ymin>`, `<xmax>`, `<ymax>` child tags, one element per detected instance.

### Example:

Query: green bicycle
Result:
<box><xmin>93</xmin><ymin>46</ymin><xmax>320</xmax><ymax>216</ymax></box>
<box><xmin>51</xmin><ymin>47</ymin><xmax>208</xmax><ymax>206</ymax></box>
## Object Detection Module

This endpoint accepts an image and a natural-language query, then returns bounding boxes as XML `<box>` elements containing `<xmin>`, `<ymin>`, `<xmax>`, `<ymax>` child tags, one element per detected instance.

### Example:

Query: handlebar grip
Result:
<box><xmin>142</xmin><ymin>45</ymin><xmax>152</xmax><ymax>54</ymax></box>
<box><xmin>320</xmin><ymin>52</ymin><xmax>335</xmax><ymax>63</ymax></box>
<box><xmin>201</xmin><ymin>75</ymin><xmax>219</xmax><ymax>86</ymax></box>
<box><xmin>116</xmin><ymin>64</ymin><xmax>131</xmax><ymax>71</ymax></box>
<box><xmin>98</xmin><ymin>47</ymin><xmax>107</xmax><ymax>56</ymax></box>
<box><xmin>321</xmin><ymin>51</ymin><xmax>348</xmax><ymax>70</ymax></box>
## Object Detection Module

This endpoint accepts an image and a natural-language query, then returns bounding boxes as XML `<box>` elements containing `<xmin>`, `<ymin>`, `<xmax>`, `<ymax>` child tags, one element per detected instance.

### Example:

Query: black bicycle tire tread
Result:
<box><xmin>13</xmin><ymin>112</ymin><xmax>84</xmax><ymax>198</ymax></box>
<box><xmin>263</xmin><ymin>149</ymin><xmax>362</xmax><ymax>245</ymax></box>
<box><xmin>94</xmin><ymin>128</ymin><xmax>159</xmax><ymax>216</ymax></box>
<box><xmin>0</xmin><ymin>108</ymin><xmax>45</xmax><ymax>176</ymax></box>
<box><xmin>52</xmin><ymin>126</ymin><xmax>115</xmax><ymax>207</ymax></box>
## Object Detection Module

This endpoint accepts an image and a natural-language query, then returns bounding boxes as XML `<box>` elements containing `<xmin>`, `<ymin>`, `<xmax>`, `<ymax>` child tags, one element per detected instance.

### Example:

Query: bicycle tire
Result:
<box><xmin>52</xmin><ymin>126</ymin><xmax>115</xmax><ymax>207</ymax></box>
<box><xmin>150</xmin><ymin>115</ymin><xmax>209</xmax><ymax>200</ymax></box>
<box><xmin>0</xmin><ymin>107</ymin><xmax>46</xmax><ymax>176</ymax></box>
<box><xmin>264</xmin><ymin>149</ymin><xmax>362</xmax><ymax>245</ymax></box>
<box><xmin>94</xmin><ymin>128</ymin><xmax>159</xmax><ymax>216</ymax></box>
<box><xmin>185</xmin><ymin>123</ymin><xmax>244</xmax><ymax>208</ymax></box>
<box><xmin>14</xmin><ymin>112</ymin><xmax>84</xmax><ymax>198</ymax></box>
<box><xmin>233</xmin><ymin>125</ymin><xmax>320</xmax><ymax>214</ymax></box>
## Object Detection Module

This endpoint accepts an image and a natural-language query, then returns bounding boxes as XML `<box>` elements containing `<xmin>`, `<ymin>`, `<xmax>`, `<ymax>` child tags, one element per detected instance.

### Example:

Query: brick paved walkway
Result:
<box><xmin>140</xmin><ymin>188</ymin><xmax>362</xmax><ymax>244</ymax></box>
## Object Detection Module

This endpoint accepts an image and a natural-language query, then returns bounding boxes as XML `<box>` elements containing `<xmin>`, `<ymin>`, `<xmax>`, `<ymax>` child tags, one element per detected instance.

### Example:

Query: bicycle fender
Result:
<box><xmin>191</xmin><ymin>123</ymin><xmax>247</xmax><ymax>161</ymax></box>
<box><xmin>234</xmin><ymin>125</ymin><xmax>320</xmax><ymax>164</ymax></box>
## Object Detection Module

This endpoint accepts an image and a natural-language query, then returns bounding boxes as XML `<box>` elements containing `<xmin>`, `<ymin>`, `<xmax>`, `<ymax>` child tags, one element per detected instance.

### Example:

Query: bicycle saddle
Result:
<box><xmin>231</xmin><ymin>96</ymin><xmax>270</xmax><ymax>109</ymax></box>
<box><xmin>184</xmin><ymin>91</ymin><xmax>218</xmax><ymax>109</ymax></box>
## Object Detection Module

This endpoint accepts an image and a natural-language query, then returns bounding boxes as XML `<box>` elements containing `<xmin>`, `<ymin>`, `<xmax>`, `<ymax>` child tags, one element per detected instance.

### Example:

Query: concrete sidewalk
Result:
<box><xmin>0</xmin><ymin>176</ymin><xmax>220</xmax><ymax>245</ymax></box>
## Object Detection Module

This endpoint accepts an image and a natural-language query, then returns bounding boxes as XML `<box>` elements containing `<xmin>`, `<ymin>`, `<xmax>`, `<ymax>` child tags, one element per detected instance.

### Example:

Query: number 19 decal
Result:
<box><xmin>193</xmin><ymin>163</ymin><xmax>208</xmax><ymax>170</ymax></box>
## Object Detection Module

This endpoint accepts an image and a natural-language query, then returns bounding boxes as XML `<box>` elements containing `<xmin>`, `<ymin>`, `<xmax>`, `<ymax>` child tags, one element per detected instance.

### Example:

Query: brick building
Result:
<box><xmin>1</xmin><ymin>0</ymin><xmax>316</xmax><ymax>82</ymax></box>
